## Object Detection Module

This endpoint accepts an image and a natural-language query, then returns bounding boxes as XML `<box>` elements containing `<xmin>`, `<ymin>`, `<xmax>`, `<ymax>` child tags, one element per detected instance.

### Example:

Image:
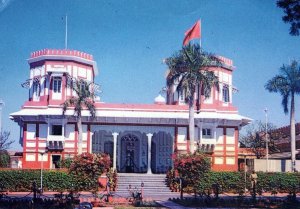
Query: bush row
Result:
<box><xmin>0</xmin><ymin>169</ymin><xmax>97</xmax><ymax>192</ymax></box>
<box><xmin>167</xmin><ymin>170</ymin><xmax>300</xmax><ymax>195</ymax></box>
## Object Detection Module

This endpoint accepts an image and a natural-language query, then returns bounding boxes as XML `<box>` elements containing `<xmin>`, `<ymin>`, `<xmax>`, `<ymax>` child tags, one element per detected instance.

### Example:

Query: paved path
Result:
<box><xmin>156</xmin><ymin>200</ymin><xmax>236</xmax><ymax>209</ymax></box>
<box><xmin>156</xmin><ymin>200</ymin><xmax>194</xmax><ymax>209</ymax></box>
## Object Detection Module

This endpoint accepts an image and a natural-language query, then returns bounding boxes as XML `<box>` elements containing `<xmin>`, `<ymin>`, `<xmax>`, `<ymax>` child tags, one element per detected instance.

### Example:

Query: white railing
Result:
<box><xmin>200</xmin><ymin>138</ymin><xmax>217</xmax><ymax>145</ymax></box>
<box><xmin>47</xmin><ymin>135</ymin><xmax>64</xmax><ymax>141</ymax></box>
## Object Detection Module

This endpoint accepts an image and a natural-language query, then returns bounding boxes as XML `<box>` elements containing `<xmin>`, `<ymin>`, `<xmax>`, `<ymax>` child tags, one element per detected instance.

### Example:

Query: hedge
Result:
<box><xmin>167</xmin><ymin>171</ymin><xmax>300</xmax><ymax>195</ymax></box>
<box><xmin>0</xmin><ymin>169</ymin><xmax>97</xmax><ymax>192</ymax></box>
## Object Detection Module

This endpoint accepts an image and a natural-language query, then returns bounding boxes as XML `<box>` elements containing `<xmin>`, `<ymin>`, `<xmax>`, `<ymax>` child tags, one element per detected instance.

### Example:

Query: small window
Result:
<box><xmin>80</xmin><ymin>81</ymin><xmax>85</xmax><ymax>92</ymax></box>
<box><xmin>202</xmin><ymin>128</ymin><xmax>212</xmax><ymax>138</ymax></box>
<box><xmin>179</xmin><ymin>90</ymin><xmax>184</xmax><ymax>101</ymax></box>
<box><xmin>52</xmin><ymin>125</ymin><xmax>62</xmax><ymax>136</ymax></box>
<box><xmin>32</xmin><ymin>81</ymin><xmax>40</xmax><ymax>99</ymax></box>
<box><xmin>222</xmin><ymin>85</ymin><xmax>230</xmax><ymax>103</ymax></box>
<box><xmin>53</xmin><ymin>77</ymin><xmax>62</xmax><ymax>93</ymax></box>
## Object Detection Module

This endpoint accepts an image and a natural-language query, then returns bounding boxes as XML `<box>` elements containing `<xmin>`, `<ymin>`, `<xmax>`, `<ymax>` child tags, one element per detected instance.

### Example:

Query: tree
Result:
<box><xmin>165</xmin><ymin>43</ymin><xmax>219</xmax><ymax>153</ymax></box>
<box><xmin>0</xmin><ymin>131</ymin><xmax>13</xmax><ymax>151</ymax></box>
<box><xmin>0</xmin><ymin>150</ymin><xmax>10</xmax><ymax>167</ymax></box>
<box><xmin>239</xmin><ymin>121</ymin><xmax>281</xmax><ymax>159</ymax></box>
<box><xmin>0</xmin><ymin>132</ymin><xmax>13</xmax><ymax>168</ymax></box>
<box><xmin>265</xmin><ymin>60</ymin><xmax>300</xmax><ymax>171</ymax></box>
<box><xmin>62</xmin><ymin>79</ymin><xmax>96</xmax><ymax>154</ymax></box>
<box><xmin>69</xmin><ymin>153</ymin><xmax>111</xmax><ymax>190</ymax></box>
<box><xmin>277</xmin><ymin>0</ymin><xmax>300</xmax><ymax>36</ymax></box>
<box><xmin>173</xmin><ymin>152</ymin><xmax>211</xmax><ymax>197</ymax></box>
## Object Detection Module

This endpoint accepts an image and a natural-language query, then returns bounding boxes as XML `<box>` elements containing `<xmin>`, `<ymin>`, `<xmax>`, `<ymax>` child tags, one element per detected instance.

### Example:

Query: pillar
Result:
<box><xmin>147</xmin><ymin>133</ymin><xmax>153</xmax><ymax>174</ymax></box>
<box><xmin>112</xmin><ymin>132</ymin><xmax>119</xmax><ymax>171</ymax></box>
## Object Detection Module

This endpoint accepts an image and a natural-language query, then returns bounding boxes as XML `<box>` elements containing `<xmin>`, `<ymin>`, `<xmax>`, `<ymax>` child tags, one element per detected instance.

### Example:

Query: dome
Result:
<box><xmin>154</xmin><ymin>94</ymin><xmax>166</xmax><ymax>104</ymax></box>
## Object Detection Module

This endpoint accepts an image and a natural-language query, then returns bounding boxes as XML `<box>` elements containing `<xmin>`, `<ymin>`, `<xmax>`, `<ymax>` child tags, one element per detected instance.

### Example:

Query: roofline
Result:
<box><xmin>28</xmin><ymin>54</ymin><xmax>99</xmax><ymax>76</ymax></box>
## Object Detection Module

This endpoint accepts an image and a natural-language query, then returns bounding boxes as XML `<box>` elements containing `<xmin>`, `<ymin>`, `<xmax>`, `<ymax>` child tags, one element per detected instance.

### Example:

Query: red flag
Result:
<box><xmin>183</xmin><ymin>20</ymin><xmax>201</xmax><ymax>46</ymax></box>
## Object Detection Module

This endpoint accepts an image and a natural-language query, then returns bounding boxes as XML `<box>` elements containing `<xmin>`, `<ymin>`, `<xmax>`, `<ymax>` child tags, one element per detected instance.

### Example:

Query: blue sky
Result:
<box><xmin>0</xmin><ymin>0</ymin><xmax>299</xmax><ymax>151</ymax></box>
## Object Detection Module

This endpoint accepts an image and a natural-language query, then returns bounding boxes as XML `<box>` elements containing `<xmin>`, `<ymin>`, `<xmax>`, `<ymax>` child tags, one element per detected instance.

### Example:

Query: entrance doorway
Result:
<box><xmin>119</xmin><ymin>134</ymin><xmax>146</xmax><ymax>173</ymax></box>
<box><xmin>51</xmin><ymin>155</ymin><xmax>61</xmax><ymax>169</ymax></box>
<box><xmin>125</xmin><ymin>150</ymin><xmax>135</xmax><ymax>172</ymax></box>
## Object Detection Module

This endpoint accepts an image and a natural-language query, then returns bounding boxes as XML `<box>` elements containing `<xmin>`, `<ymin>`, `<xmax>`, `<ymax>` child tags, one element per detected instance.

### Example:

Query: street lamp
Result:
<box><xmin>0</xmin><ymin>99</ymin><xmax>4</xmax><ymax>132</ymax></box>
<box><xmin>141</xmin><ymin>181</ymin><xmax>144</xmax><ymax>199</ymax></box>
<box><xmin>244</xmin><ymin>155</ymin><xmax>247</xmax><ymax>193</ymax></box>
<box><xmin>264</xmin><ymin>108</ymin><xmax>269</xmax><ymax>172</ymax></box>
<box><xmin>40</xmin><ymin>152</ymin><xmax>45</xmax><ymax>193</ymax></box>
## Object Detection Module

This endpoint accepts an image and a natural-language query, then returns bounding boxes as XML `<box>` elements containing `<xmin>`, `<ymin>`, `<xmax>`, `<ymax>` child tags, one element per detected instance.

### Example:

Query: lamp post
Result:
<box><xmin>244</xmin><ymin>155</ymin><xmax>247</xmax><ymax>193</ymax></box>
<box><xmin>264</xmin><ymin>108</ymin><xmax>269</xmax><ymax>172</ymax></box>
<box><xmin>141</xmin><ymin>181</ymin><xmax>144</xmax><ymax>199</ymax></box>
<box><xmin>40</xmin><ymin>152</ymin><xmax>45</xmax><ymax>193</ymax></box>
<box><xmin>0</xmin><ymin>99</ymin><xmax>4</xmax><ymax>132</ymax></box>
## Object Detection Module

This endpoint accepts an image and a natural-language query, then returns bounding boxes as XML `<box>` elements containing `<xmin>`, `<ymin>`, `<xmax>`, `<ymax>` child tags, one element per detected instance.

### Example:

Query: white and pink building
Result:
<box><xmin>10</xmin><ymin>49</ymin><xmax>250</xmax><ymax>173</ymax></box>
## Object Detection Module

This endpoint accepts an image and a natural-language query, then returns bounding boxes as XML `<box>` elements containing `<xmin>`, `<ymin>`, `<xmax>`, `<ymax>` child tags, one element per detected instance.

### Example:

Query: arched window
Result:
<box><xmin>32</xmin><ymin>81</ymin><xmax>40</xmax><ymax>101</ymax></box>
<box><xmin>222</xmin><ymin>85</ymin><xmax>230</xmax><ymax>103</ymax></box>
<box><xmin>53</xmin><ymin>77</ymin><xmax>62</xmax><ymax>93</ymax></box>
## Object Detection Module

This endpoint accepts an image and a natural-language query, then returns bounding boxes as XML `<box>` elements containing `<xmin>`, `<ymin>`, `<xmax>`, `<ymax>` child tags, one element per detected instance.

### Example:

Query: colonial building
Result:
<box><xmin>10</xmin><ymin>49</ymin><xmax>250</xmax><ymax>173</ymax></box>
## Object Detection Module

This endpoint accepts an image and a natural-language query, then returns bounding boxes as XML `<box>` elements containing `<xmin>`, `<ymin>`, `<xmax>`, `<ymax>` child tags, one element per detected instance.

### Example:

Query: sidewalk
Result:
<box><xmin>157</xmin><ymin>200</ymin><xmax>195</xmax><ymax>209</ymax></box>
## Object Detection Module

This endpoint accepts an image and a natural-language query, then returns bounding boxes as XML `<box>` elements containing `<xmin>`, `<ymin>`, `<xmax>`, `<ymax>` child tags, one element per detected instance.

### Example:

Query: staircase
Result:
<box><xmin>113</xmin><ymin>173</ymin><xmax>179</xmax><ymax>200</ymax></box>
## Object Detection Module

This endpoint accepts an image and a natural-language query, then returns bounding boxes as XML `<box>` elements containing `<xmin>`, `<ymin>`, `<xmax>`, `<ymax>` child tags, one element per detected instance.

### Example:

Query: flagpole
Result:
<box><xmin>65</xmin><ymin>14</ymin><xmax>68</xmax><ymax>49</ymax></box>
<box><xmin>198</xmin><ymin>19</ymin><xmax>202</xmax><ymax>112</ymax></box>
<box><xmin>199</xmin><ymin>19</ymin><xmax>202</xmax><ymax>48</ymax></box>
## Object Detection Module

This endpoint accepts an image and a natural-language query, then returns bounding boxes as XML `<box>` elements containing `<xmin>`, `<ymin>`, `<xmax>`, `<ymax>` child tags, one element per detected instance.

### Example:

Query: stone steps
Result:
<box><xmin>113</xmin><ymin>173</ymin><xmax>179</xmax><ymax>200</ymax></box>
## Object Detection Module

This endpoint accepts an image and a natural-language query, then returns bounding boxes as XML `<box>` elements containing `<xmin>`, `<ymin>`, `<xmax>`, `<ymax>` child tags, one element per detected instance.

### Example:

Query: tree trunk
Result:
<box><xmin>77</xmin><ymin>116</ymin><xmax>83</xmax><ymax>155</ymax></box>
<box><xmin>290</xmin><ymin>93</ymin><xmax>296</xmax><ymax>172</ymax></box>
<box><xmin>189</xmin><ymin>95</ymin><xmax>195</xmax><ymax>153</ymax></box>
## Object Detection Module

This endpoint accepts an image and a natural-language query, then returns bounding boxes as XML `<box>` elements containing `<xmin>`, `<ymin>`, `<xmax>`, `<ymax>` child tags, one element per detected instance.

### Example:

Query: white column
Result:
<box><xmin>112</xmin><ymin>132</ymin><xmax>119</xmax><ymax>171</ymax></box>
<box><xmin>147</xmin><ymin>133</ymin><xmax>153</xmax><ymax>174</ymax></box>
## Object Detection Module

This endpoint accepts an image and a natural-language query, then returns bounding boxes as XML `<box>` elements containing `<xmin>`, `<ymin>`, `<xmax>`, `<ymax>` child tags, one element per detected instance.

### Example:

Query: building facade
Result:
<box><xmin>10</xmin><ymin>49</ymin><xmax>250</xmax><ymax>173</ymax></box>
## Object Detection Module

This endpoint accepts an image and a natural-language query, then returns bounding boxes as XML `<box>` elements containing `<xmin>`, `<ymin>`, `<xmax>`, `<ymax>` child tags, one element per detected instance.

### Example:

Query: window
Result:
<box><xmin>202</xmin><ymin>128</ymin><xmax>212</xmax><ymax>138</ymax></box>
<box><xmin>32</xmin><ymin>81</ymin><xmax>40</xmax><ymax>100</ymax></box>
<box><xmin>53</xmin><ymin>77</ymin><xmax>62</xmax><ymax>93</ymax></box>
<box><xmin>222</xmin><ymin>85</ymin><xmax>230</xmax><ymax>103</ymax></box>
<box><xmin>52</xmin><ymin>125</ymin><xmax>62</xmax><ymax>136</ymax></box>
<box><xmin>80</xmin><ymin>81</ymin><xmax>85</xmax><ymax>92</ymax></box>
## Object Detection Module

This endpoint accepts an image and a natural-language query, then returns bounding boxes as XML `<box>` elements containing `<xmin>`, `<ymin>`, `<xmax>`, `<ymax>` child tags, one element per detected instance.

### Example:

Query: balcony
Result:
<box><xmin>46</xmin><ymin>141</ymin><xmax>64</xmax><ymax>152</ymax></box>
<box><xmin>46</xmin><ymin>135</ymin><xmax>64</xmax><ymax>152</ymax></box>
<box><xmin>197</xmin><ymin>143</ymin><xmax>215</xmax><ymax>153</ymax></box>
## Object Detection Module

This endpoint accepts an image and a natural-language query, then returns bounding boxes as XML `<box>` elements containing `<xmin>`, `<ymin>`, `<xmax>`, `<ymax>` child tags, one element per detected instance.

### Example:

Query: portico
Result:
<box><xmin>91</xmin><ymin>126</ymin><xmax>173</xmax><ymax>174</ymax></box>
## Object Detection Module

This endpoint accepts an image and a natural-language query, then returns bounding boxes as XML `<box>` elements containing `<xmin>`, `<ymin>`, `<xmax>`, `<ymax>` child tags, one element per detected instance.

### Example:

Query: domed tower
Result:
<box><xmin>22</xmin><ymin>49</ymin><xmax>98</xmax><ymax>106</ymax></box>
<box><xmin>166</xmin><ymin>55</ymin><xmax>237</xmax><ymax>112</ymax></box>
<box><xmin>14</xmin><ymin>49</ymin><xmax>98</xmax><ymax>169</ymax></box>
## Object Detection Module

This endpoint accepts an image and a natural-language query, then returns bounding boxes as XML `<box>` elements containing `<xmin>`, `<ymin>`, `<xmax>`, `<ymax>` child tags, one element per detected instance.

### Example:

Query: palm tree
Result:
<box><xmin>165</xmin><ymin>43</ymin><xmax>219</xmax><ymax>153</ymax></box>
<box><xmin>62</xmin><ymin>79</ymin><xmax>96</xmax><ymax>154</ymax></box>
<box><xmin>265</xmin><ymin>60</ymin><xmax>300</xmax><ymax>171</ymax></box>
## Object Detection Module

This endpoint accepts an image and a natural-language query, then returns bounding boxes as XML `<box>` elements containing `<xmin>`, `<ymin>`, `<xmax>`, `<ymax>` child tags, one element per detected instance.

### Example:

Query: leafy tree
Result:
<box><xmin>0</xmin><ymin>150</ymin><xmax>10</xmax><ymax>168</ymax></box>
<box><xmin>277</xmin><ymin>0</ymin><xmax>300</xmax><ymax>36</ymax></box>
<box><xmin>0</xmin><ymin>131</ymin><xmax>13</xmax><ymax>168</ymax></box>
<box><xmin>0</xmin><ymin>131</ymin><xmax>13</xmax><ymax>151</ymax></box>
<box><xmin>62</xmin><ymin>79</ymin><xmax>96</xmax><ymax>154</ymax></box>
<box><xmin>265</xmin><ymin>60</ymin><xmax>300</xmax><ymax>171</ymax></box>
<box><xmin>68</xmin><ymin>153</ymin><xmax>111</xmax><ymax>190</ymax></box>
<box><xmin>165</xmin><ymin>43</ymin><xmax>219</xmax><ymax>153</ymax></box>
<box><xmin>240</xmin><ymin>121</ymin><xmax>282</xmax><ymax>159</ymax></box>
<box><xmin>58</xmin><ymin>158</ymin><xmax>73</xmax><ymax>169</ymax></box>
<box><xmin>173</xmin><ymin>152</ymin><xmax>211</xmax><ymax>196</ymax></box>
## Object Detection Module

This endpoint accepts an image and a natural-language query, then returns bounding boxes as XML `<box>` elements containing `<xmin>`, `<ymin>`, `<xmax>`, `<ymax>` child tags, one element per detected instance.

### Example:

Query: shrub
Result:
<box><xmin>173</xmin><ymin>152</ymin><xmax>211</xmax><ymax>195</ymax></box>
<box><xmin>107</xmin><ymin>168</ymin><xmax>117</xmax><ymax>191</ymax></box>
<box><xmin>0</xmin><ymin>153</ymin><xmax>112</xmax><ymax>192</ymax></box>
<box><xmin>166</xmin><ymin>170</ymin><xmax>300</xmax><ymax>196</ymax></box>
<box><xmin>0</xmin><ymin>169</ymin><xmax>93</xmax><ymax>192</ymax></box>
<box><xmin>69</xmin><ymin>153</ymin><xmax>111</xmax><ymax>191</ymax></box>
<box><xmin>58</xmin><ymin>158</ymin><xmax>73</xmax><ymax>169</ymax></box>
